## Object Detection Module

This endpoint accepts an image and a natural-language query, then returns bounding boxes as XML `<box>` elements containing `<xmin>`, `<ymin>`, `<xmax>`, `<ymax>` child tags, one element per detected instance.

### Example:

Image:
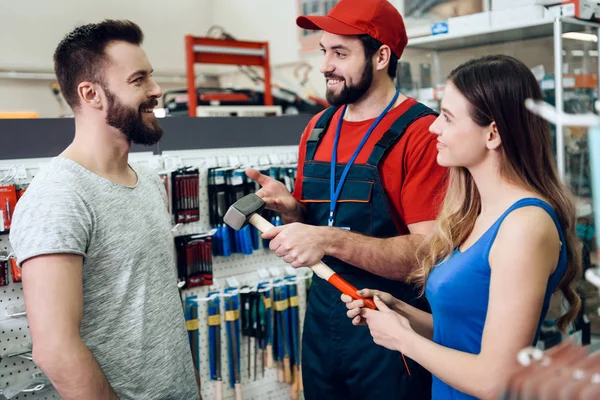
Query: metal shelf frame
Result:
<box><xmin>184</xmin><ymin>36</ymin><xmax>273</xmax><ymax>117</ymax></box>
<box><xmin>407</xmin><ymin>16</ymin><xmax>600</xmax><ymax>181</ymax></box>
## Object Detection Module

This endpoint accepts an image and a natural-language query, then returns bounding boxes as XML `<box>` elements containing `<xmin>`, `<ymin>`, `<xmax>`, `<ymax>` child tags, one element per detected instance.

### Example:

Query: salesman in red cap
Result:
<box><xmin>246</xmin><ymin>0</ymin><xmax>447</xmax><ymax>398</ymax></box>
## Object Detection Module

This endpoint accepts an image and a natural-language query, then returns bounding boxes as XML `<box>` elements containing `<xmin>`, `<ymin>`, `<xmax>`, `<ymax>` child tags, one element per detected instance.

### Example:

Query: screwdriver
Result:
<box><xmin>280</xmin><ymin>286</ymin><xmax>292</xmax><ymax>384</ymax></box>
<box><xmin>251</xmin><ymin>293</ymin><xmax>258</xmax><ymax>381</ymax></box>
<box><xmin>242</xmin><ymin>292</ymin><xmax>252</xmax><ymax>379</ymax></box>
<box><xmin>208</xmin><ymin>297</ymin><xmax>222</xmax><ymax>400</ymax></box>
<box><xmin>258</xmin><ymin>292</ymin><xmax>267</xmax><ymax>378</ymax></box>
<box><xmin>228</xmin><ymin>297</ymin><xmax>242</xmax><ymax>400</ymax></box>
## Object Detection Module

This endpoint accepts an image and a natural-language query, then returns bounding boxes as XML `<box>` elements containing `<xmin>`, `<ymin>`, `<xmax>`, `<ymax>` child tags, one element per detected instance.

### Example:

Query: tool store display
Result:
<box><xmin>207</xmin><ymin>292</ymin><xmax>223</xmax><ymax>400</ymax></box>
<box><xmin>499</xmin><ymin>266</ymin><xmax>600</xmax><ymax>399</ymax></box>
<box><xmin>0</xmin><ymin>372</ymin><xmax>51</xmax><ymax>399</ymax></box>
<box><xmin>502</xmin><ymin>340</ymin><xmax>600</xmax><ymax>400</ymax></box>
<box><xmin>175</xmin><ymin>232</ymin><xmax>214</xmax><ymax>289</ymax></box>
<box><xmin>0</xmin><ymin>148</ymin><xmax>303</xmax><ymax>400</ymax></box>
<box><xmin>224</xmin><ymin>193</ymin><xmax>377</xmax><ymax>309</ymax></box>
<box><xmin>171</xmin><ymin>167</ymin><xmax>201</xmax><ymax>224</ymax></box>
<box><xmin>185</xmin><ymin>297</ymin><xmax>201</xmax><ymax>374</ymax></box>
<box><xmin>208</xmin><ymin>164</ymin><xmax>295</xmax><ymax>257</ymax></box>
<box><xmin>224</xmin><ymin>287</ymin><xmax>243</xmax><ymax>400</ymax></box>
<box><xmin>184</xmin><ymin>270</ymin><xmax>307</xmax><ymax>400</ymax></box>
<box><xmin>0</xmin><ymin>168</ymin><xmax>28</xmax><ymax>234</ymax></box>
<box><xmin>0</xmin><ymin>253</ymin><xmax>20</xmax><ymax>285</ymax></box>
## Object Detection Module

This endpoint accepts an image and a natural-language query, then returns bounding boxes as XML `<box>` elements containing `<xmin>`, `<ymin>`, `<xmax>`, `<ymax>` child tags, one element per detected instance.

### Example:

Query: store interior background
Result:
<box><xmin>5</xmin><ymin>0</ymin><xmax>588</xmax><ymax>117</ymax></box>
<box><xmin>2</xmin><ymin>0</ymin><xmax>600</xmax><ymax>342</ymax></box>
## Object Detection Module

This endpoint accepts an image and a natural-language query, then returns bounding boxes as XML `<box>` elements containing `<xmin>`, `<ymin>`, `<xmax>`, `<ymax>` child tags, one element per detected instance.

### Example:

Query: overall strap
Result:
<box><xmin>305</xmin><ymin>106</ymin><xmax>340</xmax><ymax>161</ymax></box>
<box><xmin>367</xmin><ymin>102</ymin><xmax>438</xmax><ymax>166</ymax></box>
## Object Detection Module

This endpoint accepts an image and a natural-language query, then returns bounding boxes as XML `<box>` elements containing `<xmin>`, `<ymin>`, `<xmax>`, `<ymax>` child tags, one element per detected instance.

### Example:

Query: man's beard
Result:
<box><xmin>104</xmin><ymin>87</ymin><xmax>163</xmax><ymax>146</ymax></box>
<box><xmin>325</xmin><ymin>60</ymin><xmax>374</xmax><ymax>106</ymax></box>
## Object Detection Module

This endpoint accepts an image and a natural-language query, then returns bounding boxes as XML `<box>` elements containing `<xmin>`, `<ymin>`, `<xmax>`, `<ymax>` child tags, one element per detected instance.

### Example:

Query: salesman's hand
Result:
<box><xmin>262</xmin><ymin>223</ymin><xmax>327</xmax><ymax>268</ymax></box>
<box><xmin>246</xmin><ymin>168</ymin><xmax>298</xmax><ymax>215</ymax></box>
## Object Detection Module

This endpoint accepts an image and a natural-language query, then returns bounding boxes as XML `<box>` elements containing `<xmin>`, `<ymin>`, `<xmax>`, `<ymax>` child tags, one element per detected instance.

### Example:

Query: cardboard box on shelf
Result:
<box><xmin>492</xmin><ymin>0</ymin><xmax>555</xmax><ymax>11</ymax></box>
<box><xmin>490</xmin><ymin>5</ymin><xmax>554</xmax><ymax>27</ymax></box>
<box><xmin>448</xmin><ymin>11</ymin><xmax>491</xmax><ymax>35</ymax></box>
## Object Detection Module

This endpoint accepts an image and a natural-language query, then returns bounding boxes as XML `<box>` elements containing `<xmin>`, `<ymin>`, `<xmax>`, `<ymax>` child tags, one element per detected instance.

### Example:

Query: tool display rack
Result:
<box><xmin>406</xmin><ymin>15</ymin><xmax>600</xmax><ymax>262</ymax></box>
<box><xmin>185</xmin><ymin>35</ymin><xmax>273</xmax><ymax>117</ymax></box>
<box><xmin>0</xmin><ymin>113</ymin><xmax>316</xmax><ymax>400</ymax></box>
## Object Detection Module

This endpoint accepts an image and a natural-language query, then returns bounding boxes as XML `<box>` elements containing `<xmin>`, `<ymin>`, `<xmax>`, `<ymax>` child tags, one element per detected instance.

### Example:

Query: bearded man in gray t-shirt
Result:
<box><xmin>9</xmin><ymin>19</ymin><xmax>200</xmax><ymax>400</ymax></box>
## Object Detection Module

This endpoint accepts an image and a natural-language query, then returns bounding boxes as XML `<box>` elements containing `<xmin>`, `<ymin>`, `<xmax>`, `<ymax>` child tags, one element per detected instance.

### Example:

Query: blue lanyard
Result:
<box><xmin>329</xmin><ymin>89</ymin><xmax>400</xmax><ymax>227</ymax></box>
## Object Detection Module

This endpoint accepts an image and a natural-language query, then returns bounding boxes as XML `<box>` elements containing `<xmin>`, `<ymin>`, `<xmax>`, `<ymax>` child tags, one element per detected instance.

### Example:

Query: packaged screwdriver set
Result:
<box><xmin>174</xmin><ymin>232</ymin><xmax>213</xmax><ymax>289</ymax></box>
<box><xmin>170</xmin><ymin>167</ymin><xmax>200</xmax><ymax>224</ymax></box>
<box><xmin>207</xmin><ymin>165</ymin><xmax>297</xmax><ymax>257</ymax></box>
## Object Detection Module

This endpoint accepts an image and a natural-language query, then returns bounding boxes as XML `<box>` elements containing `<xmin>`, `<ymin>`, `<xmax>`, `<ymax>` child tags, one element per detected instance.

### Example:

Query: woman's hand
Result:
<box><xmin>341</xmin><ymin>289</ymin><xmax>416</xmax><ymax>353</ymax></box>
<box><xmin>340</xmin><ymin>288</ymin><xmax>399</xmax><ymax>326</ymax></box>
<box><xmin>362</xmin><ymin>296</ymin><xmax>415</xmax><ymax>353</ymax></box>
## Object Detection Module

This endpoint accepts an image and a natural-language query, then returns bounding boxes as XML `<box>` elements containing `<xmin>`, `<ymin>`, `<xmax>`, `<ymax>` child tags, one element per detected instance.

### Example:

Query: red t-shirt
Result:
<box><xmin>293</xmin><ymin>98</ymin><xmax>447</xmax><ymax>234</ymax></box>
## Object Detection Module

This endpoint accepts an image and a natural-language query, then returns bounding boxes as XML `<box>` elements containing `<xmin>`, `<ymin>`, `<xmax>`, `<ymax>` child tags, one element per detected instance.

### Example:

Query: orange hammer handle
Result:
<box><xmin>328</xmin><ymin>274</ymin><xmax>377</xmax><ymax>310</ymax></box>
<box><xmin>248</xmin><ymin>213</ymin><xmax>377</xmax><ymax>309</ymax></box>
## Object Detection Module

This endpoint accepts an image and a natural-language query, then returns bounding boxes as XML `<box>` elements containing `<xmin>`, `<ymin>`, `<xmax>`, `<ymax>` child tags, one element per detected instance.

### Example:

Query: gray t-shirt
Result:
<box><xmin>10</xmin><ymin>157</ymin><xmax>199</xmax><ymax>400</ymax></box>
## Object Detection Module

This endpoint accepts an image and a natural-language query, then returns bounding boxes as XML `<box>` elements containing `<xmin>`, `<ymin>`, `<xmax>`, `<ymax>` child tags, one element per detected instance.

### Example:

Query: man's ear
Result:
<box><xmin>375</xmin><ymin>45</ymin><xmax>392</xmax><ymax>73</ymax></box>
<box><xmin>78</xmin><ymin>81</ymin><xmax>103</xmax><ymax>110</ymax></box>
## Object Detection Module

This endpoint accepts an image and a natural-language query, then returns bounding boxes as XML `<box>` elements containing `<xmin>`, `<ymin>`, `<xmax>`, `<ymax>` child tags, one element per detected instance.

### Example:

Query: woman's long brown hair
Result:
<box><xmin>410</xmin><ymin>55</ymin><xmax>581</xmax><ymax>332</ymax></box>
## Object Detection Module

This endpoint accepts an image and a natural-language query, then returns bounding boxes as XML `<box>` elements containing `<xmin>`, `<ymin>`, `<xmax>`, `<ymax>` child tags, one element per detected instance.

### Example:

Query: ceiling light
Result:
<box><xmin>562</xmin><ymin>32</ymin><xmax>598</xmax><ymax>42</ymax></box>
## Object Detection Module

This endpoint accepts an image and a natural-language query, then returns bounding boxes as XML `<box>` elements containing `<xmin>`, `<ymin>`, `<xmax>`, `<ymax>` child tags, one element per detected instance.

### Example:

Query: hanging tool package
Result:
<box><xmin>208</xmin><ymin>165</ymin><xmax>296</xmax><ymax>257</ymax></box>
<box><xmin>224</xmin><ymin>288</ymin><xmax>243</xmax><ymax>400</ymax></box>
<box><xmin>184</xmin><ymin>296</ymin><xmax>201</xmax><ymax>374</ymax></box>
<box><xmin>171</xmin><ymin>167</ymin><xmax>200</xmax><ymax>224</ymax></box>
<box><xmin>175</xmin><ymin>232</ymin><xmax>214</xmax><ymax>289</ymax></box>
<box><xmin>207</xmin><ymin>292</ymin><xmax>223</xmax><ymax>400</ymax></box>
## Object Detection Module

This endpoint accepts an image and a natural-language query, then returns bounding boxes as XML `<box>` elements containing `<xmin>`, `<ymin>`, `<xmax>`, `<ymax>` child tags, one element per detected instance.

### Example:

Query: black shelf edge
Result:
<box><xmin>0</xmin><ymin>114</ymin><xmax>314</xmax><ymax>160</ymax></box>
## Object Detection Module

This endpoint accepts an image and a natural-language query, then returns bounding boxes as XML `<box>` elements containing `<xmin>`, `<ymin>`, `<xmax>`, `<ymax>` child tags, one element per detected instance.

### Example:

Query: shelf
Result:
<box><xmin>406</xmin><ymin>18</ymin><xmax>595</xmax><ymax>52</ymax></box>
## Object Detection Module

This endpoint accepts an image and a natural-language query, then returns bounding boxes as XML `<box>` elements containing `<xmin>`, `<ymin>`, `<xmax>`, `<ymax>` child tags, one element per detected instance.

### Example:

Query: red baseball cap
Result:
<box><xmin>296</xmin><ymin>0</ymin><xmax>408</xmax><ymax>59</ymax></box>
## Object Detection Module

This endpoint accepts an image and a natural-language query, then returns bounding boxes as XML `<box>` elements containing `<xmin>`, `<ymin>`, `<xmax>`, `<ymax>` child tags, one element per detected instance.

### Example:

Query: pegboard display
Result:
<box><xmin>184</xmin><ymin>268</ymin><xmax>309</xmax><ymax>400</ymax></box>
<box><xmin>0</xmin><ymin>236</ymin><xmax>59</xmax><ymax>399</ymax></box>
<box><xmin>0</xmin><ymin>145</ymin><xmax>310</xmax><ymax>400</ymax></box>
<box><xmin>163</xmin><ymin>146</ymin><xmax>307</xmax><ymax>400</ymax></box>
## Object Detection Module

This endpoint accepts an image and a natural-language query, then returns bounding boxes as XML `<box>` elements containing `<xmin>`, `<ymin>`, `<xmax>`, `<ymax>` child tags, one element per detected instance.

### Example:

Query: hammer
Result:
<box><xmin>223</xmin><ymin>193</ymin><xmax>377</xmax><ymax>310</ymax></box>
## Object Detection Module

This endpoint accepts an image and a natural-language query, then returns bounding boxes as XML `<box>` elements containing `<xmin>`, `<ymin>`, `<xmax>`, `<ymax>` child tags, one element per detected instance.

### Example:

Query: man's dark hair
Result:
<box><xmin>357</xmin><ymin>34</ymin><xmax>398</xmax><ymax>80</ymax></box>
<box><xmin>53</xmin><ymin>19</ymin><xmax>144</xmax><ymax>110</ymax></box>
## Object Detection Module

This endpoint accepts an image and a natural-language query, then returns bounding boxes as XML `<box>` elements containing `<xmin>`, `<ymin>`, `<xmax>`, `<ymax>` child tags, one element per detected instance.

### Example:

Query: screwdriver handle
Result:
<box><xmin>234</xmin><ymin>383</ymin><xmax>242</xmax><ymax>400</ymax></box>
<box><xmin>284</xmin><ymin>357</ymin><xmax>292</xmax><ymax>384</ymax></box>
<box><xmin>292</xmin><ymin>365</ymin><xmax>300</xmax><ymax>398</ymax></box>
<box><xmin>266</xmin><ymin>344</ymin><xmax>273</xmax><ymax>368</ymax></box>
<box><xmin>215</xmin><ymin>380</ymin><xmax>222</xmax><ymax>400</ymax></box>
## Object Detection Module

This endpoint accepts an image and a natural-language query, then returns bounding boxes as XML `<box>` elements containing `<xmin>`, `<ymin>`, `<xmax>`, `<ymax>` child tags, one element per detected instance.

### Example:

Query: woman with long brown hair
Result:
<box><xmin>342</xmin><ymin>54</ymin><xmax>582</xmax><ymax>399</ymax></box>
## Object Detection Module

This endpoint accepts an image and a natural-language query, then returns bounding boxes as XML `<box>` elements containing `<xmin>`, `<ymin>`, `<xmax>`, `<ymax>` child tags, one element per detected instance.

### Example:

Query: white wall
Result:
<box><xmin>211</xmin><ymin>0</ymin><xmax>301</xmax><ymax>66</ymax></box>
<box><xmin>211</xmin><ymin>0</ymin><xmax>327</xmax><ymax>100</ymax></box>
<box><xmin>0</xmin><ymin>0</ymin><xmax>214</xmax><ymax>73</ymax></box>
<box><xmin>214</xmin><ymin>0</ymin><xmax>558</xmax><ymax>105</ymax></box>
<box><xmin>0</xmin><ymin>0</ymin><xmax>561</xmax><ymax>117</ymax></box>
<box><xmin>0</xmin><ymin>0</ymin><xmax>214</xmax><ymax>117</ymax></box>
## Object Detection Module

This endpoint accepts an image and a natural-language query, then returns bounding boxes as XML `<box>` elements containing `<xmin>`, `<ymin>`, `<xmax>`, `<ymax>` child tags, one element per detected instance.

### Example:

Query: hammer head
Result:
<box><xmin>223</xmin><ymin>193</ymin><xmax>266</xmax><ymax>230</ymax></box>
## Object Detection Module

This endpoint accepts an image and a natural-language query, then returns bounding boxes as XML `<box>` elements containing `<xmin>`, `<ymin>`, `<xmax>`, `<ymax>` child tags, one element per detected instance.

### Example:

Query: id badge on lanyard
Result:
<box><xmin>328</xmin><ymin>89</ymin><xmax>400</xmax><ymax>228</ymax></box>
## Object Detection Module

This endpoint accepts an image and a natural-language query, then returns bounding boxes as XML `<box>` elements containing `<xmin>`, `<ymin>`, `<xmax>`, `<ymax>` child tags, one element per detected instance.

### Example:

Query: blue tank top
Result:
<box><xmin>425</xmin><ymin>198</ymin><xmax>568</xmax><ymax>400</ymax></box>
